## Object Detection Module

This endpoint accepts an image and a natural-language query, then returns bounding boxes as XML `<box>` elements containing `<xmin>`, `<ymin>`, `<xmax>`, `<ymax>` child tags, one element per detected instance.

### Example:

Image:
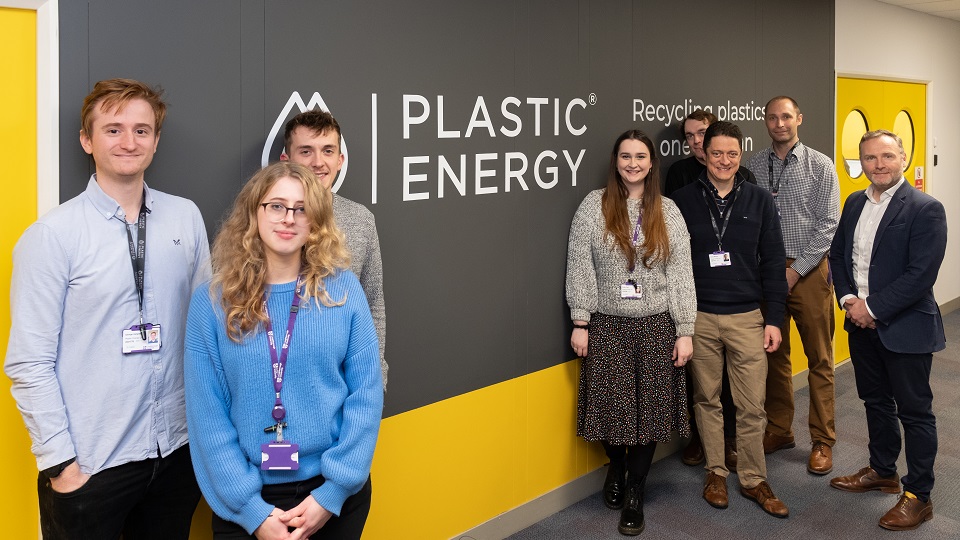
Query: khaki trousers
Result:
<box><xmin>689</xmin><ymin>310</ymin><xmax>768</xmax><ymax>488</ymax></box>
<box><xmin>765</xmin><ymin>257</ymin><xmax>836</xmax><ymax>445</ymax></box>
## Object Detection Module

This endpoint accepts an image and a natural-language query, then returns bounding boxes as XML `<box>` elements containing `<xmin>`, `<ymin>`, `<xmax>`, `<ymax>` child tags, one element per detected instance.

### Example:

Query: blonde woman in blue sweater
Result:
<box><xmin>185</xmin><ymin>162</ymin><xmax>383</xmax><ymax>539</ymax></box>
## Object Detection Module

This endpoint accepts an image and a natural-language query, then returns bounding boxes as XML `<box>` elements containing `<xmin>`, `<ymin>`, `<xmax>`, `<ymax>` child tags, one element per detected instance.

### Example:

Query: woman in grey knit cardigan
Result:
<box><xmin>565</xmin><ymin>130</ymin><xmax>697</xmax><ymax>536</ymax></box>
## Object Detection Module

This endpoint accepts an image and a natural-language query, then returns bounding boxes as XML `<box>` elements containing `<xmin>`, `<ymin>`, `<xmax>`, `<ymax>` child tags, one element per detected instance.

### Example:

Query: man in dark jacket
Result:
<box><xmin>828</xmin><ymin>130</ymin><xmax>946</xmax><ymax>531</ymax></box>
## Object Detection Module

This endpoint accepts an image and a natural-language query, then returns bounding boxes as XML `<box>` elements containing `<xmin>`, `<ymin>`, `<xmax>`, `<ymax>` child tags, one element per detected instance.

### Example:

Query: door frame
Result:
<box><xmin>3</xmin><ymin>0</ymin><xmax>59</xmax><ymax>215</ymax></box>
<box><xmin>836</xmin><ymin>72</ymin><xmax>932</xmax><ymax>187</ymax></box>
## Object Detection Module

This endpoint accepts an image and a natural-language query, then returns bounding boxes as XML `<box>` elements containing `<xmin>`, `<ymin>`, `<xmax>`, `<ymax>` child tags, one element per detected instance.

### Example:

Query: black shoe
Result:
<box><xmin>618</xmin><ymin>476</ymin><xmax>645</xmax><ymax>536</ymax></box>
<box><xmin>603</xmin><ymin>460</ymin><xmax>627</xmax><ymax>509</ymax></box>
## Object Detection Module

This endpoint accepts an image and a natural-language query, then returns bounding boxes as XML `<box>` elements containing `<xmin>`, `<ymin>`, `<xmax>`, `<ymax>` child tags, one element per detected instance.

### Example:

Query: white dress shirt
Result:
<box><xmin>840</xmin><ymin>177</ymin><xmax>906</xmax><ymax>318</ymax></box>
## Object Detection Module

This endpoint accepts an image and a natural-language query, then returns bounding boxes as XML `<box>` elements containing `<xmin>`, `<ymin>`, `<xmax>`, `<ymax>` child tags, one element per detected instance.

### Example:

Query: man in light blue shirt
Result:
<box><xmin>4</xmin><ymin>78</ymin><xmax>210</xmax><ymax>540</ymax></box>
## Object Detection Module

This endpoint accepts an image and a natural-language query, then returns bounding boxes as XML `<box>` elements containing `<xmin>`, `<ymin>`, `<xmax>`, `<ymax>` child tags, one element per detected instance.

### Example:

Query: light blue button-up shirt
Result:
<box><xmin>5</xmin><ymin>176</ymin><xmax>211</xmax><ymax>475</ymax></box>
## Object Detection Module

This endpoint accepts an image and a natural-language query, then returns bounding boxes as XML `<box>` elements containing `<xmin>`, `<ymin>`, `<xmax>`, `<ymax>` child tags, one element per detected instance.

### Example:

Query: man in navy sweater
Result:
<box><xmin>665</xmin><ymin>109</ymin><xmax>759</xmax><ymax>470</ymax></box>
<box><xmin>673</xmin><ymin>121</ymin><xmax>789</xmax><ymax>518</ymax></box>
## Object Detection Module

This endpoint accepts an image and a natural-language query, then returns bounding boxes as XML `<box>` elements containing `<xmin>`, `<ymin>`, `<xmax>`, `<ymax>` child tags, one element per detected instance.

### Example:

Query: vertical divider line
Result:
<box><xmin>372</xmin><ymin>93</ymin><xmax>378</xmax><ymax>204</ymax></box>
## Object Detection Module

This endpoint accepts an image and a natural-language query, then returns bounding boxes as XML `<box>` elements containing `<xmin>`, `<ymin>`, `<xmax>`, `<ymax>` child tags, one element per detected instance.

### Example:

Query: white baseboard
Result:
<box><xmin>451</xmin><ymin>367</ymin><xmax>829</xmax><ymax>540</ymax></box>
<box><xmin>452</xmin><ymin>439</ymin><xmax>683</xmax><ymax>540</ymax></box>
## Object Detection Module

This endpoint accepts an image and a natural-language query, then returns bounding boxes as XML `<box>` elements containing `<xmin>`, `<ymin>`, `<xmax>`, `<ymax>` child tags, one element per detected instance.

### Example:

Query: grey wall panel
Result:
<box><xmin>59</xmin><ymin>0</ymin><xmax>244</xmax><ymax>231</ymax></box>
<box><xmin>59</xmin><ymin>1</ymin><xmax>91</xmax><ymax>190</ymax></box>
<box><xmin>754</xmin><ymin>0</ymin><xmax>836</xmax><ymax>156</ymax></box>
<box><xmin>239</xmin><ymin>2</ymin><xmax>268</xmax><ymax>187</ymax></box>
<box><xmin>58</xmin><ymin>0</ymin><xmax>836</xmax><ymax>417</ymax></box>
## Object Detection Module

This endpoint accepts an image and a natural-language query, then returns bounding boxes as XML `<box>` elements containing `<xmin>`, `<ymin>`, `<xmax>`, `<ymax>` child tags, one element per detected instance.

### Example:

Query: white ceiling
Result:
<box><xmin>877</xmin><ymin>0</ymin><xmax>960</xmax><ymax>21</ymax></box>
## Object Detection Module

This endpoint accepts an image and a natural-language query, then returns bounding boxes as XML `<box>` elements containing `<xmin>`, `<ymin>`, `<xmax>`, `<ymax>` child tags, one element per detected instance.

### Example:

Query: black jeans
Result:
<box><xmin>38</xmin><ymin>444</ymin><xmax>201</xmax><ymax>540</ymax></box>
<box><xmin>212</xmin><ymin>475</ymin><xmax>372</xmax><ymax>539</ymax></box>
<box><xmin>849</xmin><ymin>328</ymin><xmax>937</xmax><ymax>500</ymax></box>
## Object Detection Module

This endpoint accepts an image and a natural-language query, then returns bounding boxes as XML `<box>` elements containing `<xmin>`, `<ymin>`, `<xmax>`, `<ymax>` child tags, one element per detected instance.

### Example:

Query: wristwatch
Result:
<box><xmin>42</xmin><ymin>457</ymin><xmax>76</xmax><ymax>479</ymax></box>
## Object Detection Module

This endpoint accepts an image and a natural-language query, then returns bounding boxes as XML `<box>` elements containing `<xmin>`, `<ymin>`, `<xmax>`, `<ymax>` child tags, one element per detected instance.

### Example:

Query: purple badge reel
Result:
<box><xmin>261</xmin><ymin>441</ymin><xmax>299</xmax><ymax>470</ymax></box>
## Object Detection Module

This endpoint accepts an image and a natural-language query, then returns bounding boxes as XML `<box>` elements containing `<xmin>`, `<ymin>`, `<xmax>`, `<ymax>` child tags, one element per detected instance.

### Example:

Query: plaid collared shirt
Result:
<box><xmin>746</xmin><ymin>142</ymin><xmax>840</xmax><ymax>276</ymax></box>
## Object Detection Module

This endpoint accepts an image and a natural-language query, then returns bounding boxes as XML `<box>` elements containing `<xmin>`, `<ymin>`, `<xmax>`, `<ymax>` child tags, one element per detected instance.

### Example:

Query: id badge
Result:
<box><xmin>122</xmin><ymin>324</ymin><xmax>161</xmax><ymax>354</ymax></box>
<box><xmin>709</xmin><ymin>252</ymin><xmax>732</xmax><ymax>268</ymax></box>
<box><xmin>261</xmin><ymin>441</ymin><xmax>300</xmax><ymax>470</ymax></box>
<box><xmin>620</xmin><ymin>280</ymin><xmax>642</xmax><ymax>299</ymax></box>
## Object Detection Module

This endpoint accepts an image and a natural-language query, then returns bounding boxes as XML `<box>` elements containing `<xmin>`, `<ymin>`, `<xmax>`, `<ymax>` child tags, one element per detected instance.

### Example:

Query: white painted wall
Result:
<box><xmin>837</xmin><ymin>0</ymin><xmax>960</xmax><ymax>305</ymax></box>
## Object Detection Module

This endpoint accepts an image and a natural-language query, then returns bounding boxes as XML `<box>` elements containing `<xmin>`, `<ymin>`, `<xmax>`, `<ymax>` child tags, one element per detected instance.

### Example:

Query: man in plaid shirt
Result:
<box><xmin>746</xmin><ymin>96</ymin><xmax>840</xmax><ymax>476</ymax></box>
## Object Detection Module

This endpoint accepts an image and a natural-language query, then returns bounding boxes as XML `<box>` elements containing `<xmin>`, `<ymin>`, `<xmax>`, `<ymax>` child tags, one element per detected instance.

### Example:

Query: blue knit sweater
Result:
<box><xmin>184</xmin><ymin>271</ymin><xmax>382</xmax><ymax>534</ymax></box>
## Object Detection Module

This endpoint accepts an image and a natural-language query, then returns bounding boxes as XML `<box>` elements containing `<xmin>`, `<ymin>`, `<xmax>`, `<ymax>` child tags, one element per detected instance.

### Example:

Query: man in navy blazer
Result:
<box><xmin>828</xmin><ymin>130</ymin><xmax>947</xmax><ymax>531</ymax></box>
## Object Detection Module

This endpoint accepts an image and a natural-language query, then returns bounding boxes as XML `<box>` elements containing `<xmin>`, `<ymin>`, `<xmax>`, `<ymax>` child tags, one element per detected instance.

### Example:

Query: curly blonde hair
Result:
<box><xmin>211</xmin><ymin>162</ymin><xmax>351</xmax><ymax>342</ymax></box>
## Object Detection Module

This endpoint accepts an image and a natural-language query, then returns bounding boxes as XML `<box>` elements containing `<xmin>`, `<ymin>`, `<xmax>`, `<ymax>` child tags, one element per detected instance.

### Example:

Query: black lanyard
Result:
<box><xmin>701</xmin><ymin>184</ymin><xmax>741</xmax><ymax>252</ymax></box>
<box><xmin>124</xmin><ymin>192</ymin><xmax>149</xmax><ymax>339</ymax></box>
<box><xmin>766</xmin><ymin>142</ymin><xmax>800</xmax><ymax>198</ymax></box>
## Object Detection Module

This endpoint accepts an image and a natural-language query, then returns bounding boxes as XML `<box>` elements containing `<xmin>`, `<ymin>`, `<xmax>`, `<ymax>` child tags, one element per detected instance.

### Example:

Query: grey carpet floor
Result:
<box><xmin>508</xmin><ymin>309</ymin><xmax>960</xmax><ymax>539</ymax></box>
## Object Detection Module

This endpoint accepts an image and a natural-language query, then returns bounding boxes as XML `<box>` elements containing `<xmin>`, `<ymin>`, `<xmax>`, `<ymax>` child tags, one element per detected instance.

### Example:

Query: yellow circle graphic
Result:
<box><xmin>841</xmin><ymin>110</ymin><xmax>868</xmax><ymax>179</ymax></box>
<box><xmin>893</xmin><ymin>110</ymin><xmax>915</xmax><ymax>172</ymax></box>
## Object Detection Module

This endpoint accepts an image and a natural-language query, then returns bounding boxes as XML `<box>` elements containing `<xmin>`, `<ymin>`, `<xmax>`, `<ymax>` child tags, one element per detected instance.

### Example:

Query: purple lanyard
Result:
<box><xmin>263</xmin><ymin>277</ymin><xmax>303</xmax><ymax>423</ymax></box>
<box><xmin>631</xmin><ymin>207</ymin><xmax>643</xmax><ymax>246</ymax></box>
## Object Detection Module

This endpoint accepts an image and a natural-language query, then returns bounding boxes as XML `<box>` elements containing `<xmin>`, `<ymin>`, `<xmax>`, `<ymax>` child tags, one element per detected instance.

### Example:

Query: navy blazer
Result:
<box><xmin>829</xmin><ymin>181</ymin><xmax>947</xmax><ymax>355</ymax></box>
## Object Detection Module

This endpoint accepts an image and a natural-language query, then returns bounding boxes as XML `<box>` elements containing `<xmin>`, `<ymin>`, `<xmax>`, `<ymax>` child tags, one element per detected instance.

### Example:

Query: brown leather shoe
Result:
<box><xmin>740</xmin><ymin>481</ymin><xmax>789</xmax><ymax>518</ymax></box>
<box><xmin>724</xmin><ymin>438</ymin><xmax>738</xmax><ymax>472</ymax></box>
<box><xmin>703</xmin><ymin>472</ymin><xmax>728</xmax><ymax>509</ymax></box>
<box><xmin>762</xmin><ymin>431</ymin><xmax>795</xmax><ymax>454</ymax></box>
<box><xmin>807</xmin><ymin>442</ymin><xmax>833</xmax><ymax>475</ymax></box>
<box><xmin>830</xmin><ymin>466</ymin><xmax>900</xmax><ymax>493</ymax></box>
<box><xmin>879</xmin><ymin>494</ymin><xmax>933</xmax><ymax>531</ymax></box>
<box><xmin>682</xmin><ymin>436</ymin><xmax>705</xmax><ymax>466</ymax></box>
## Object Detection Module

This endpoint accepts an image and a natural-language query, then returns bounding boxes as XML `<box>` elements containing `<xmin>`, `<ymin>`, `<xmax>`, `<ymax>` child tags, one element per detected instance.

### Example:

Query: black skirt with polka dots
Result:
<box><xmin>577</xmin><ymin>311</ymin><xmax>690</xmax><ymax>445</ymax></box>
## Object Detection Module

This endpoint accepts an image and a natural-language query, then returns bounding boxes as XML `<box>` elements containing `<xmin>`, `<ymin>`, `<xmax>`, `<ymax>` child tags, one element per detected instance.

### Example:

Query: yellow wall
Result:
<box><xmin>0</xmin><ymin>6</ymin><xmax>40</xmax><ymax>537</ymax></box>
<box><xmin>364</xmin><ymin>360</ymin><xmax>604</xmax><ymax>539</ymax></box>
<box><xmin>184</xmin><ymin>361</ymin><xmax>601</xmax><ymax>539</ymax></box>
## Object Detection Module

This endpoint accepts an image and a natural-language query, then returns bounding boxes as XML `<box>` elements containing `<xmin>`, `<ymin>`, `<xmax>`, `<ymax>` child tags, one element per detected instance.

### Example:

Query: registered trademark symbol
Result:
<box><xmin>588</xmin><ymin>93</ymin><xmax>597</xmax><ymax>106</ymax></box>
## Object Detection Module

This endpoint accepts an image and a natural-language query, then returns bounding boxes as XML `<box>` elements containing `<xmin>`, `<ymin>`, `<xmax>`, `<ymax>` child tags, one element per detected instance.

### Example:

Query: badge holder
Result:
<box><xmin>261</xmin><ymin>422</ymin><xmax>299</xmax><ymax>470</ymax></box>
<box><xmin>620</xmin><ymin>279</ymin><xmax>642</xmax><ymax>299</ymax></box>
<box><xmin>122</xmin><ymin>324</ymin><xmax>161</xmax><ymax>354</ymax></box>
<box><xmin>709</xmin><ymin>251</ymin><xmax>732</xmax><ymax>268</ymax></box>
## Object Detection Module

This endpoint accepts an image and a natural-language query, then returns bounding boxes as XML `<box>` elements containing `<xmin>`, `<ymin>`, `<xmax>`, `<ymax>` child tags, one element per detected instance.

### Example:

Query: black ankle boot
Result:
<box><xmin>603</xmin><ymin>460</ymin><xmax>627</xmax><ymax>509</ymax></box>
<box><xmin>618</xmin><ymin>475</ymin><xmax>645</xmax><ymax>536</ymax></box>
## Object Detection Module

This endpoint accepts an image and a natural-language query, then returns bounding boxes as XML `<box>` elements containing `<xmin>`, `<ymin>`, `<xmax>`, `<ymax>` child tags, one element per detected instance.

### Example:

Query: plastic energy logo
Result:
<box><xmin>262</xmin><ymin>91</ymin><xmax>349</xmax><ymax>193</ymax></box>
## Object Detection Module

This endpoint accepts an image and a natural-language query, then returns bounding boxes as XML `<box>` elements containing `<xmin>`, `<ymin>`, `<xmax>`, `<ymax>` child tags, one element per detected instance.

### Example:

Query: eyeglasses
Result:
<box><xmin>260</xmin><ymin>202</ymin><xmax>308</xmax><ymax>223</ymax></box>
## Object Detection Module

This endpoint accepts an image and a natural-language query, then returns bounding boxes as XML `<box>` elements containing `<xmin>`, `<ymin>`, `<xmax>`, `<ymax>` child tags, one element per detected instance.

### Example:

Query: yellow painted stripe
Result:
<box><xmin>363</xmin><ymin>359</ymin><xmax>605</xmax><ymax>539</ymax></box>
<box><xmin>0</xmin><ymin>6</ymin><xmax>38</xmax><ymax>539</ymax></box>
